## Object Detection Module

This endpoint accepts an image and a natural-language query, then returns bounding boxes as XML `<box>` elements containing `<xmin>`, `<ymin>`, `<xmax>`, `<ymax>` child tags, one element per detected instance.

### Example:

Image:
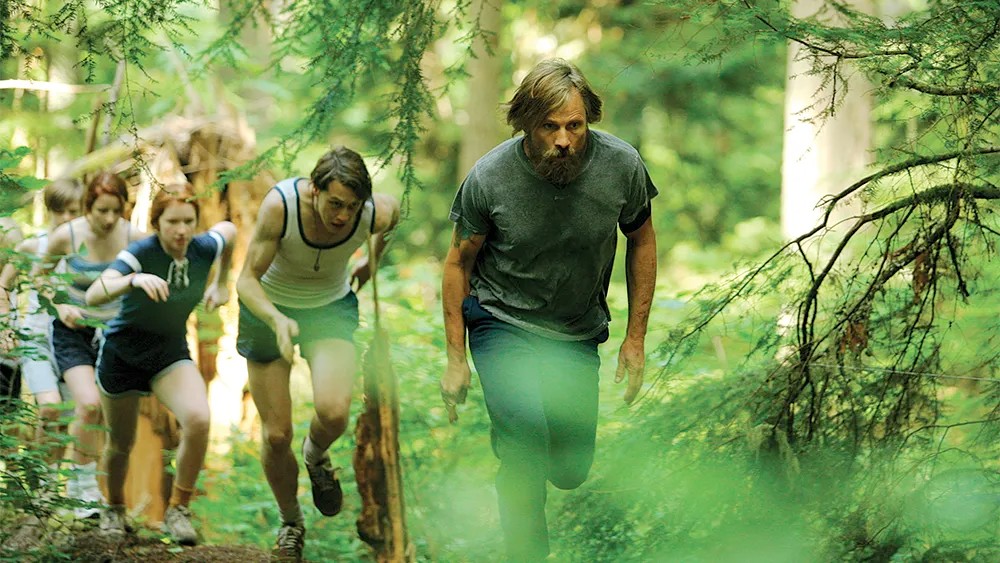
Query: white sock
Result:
<box><xmin>302</xmin><ymin>435</ymin><xmax>327</xmax><ymax>467</ymax></box>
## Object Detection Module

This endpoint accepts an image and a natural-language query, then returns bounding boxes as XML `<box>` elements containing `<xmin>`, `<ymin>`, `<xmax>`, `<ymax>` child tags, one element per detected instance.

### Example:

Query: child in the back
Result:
<box><xmin>0</xmin><ymin>179</ymin><xmax>84</xmax><ymax>476</ymax></box>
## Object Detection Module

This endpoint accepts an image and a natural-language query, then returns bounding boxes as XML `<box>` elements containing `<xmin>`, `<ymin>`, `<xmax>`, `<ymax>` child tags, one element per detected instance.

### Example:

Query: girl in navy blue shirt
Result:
<box><xmin>86</xmin><ymin>184</ymin><xmax>235</xmax><ymax>544</ymax></box>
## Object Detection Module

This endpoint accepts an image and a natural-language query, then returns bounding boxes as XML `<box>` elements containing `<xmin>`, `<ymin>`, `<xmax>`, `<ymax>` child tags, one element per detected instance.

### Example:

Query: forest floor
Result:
<box><xmin>1</xmin><ymin>513</ymin><xmax>291</xmax><ymax>562</ymax></box>
<box><xmin>67</xmin><ymin>532</ymin><xmax>274</xmax><ymax>563</ymax></box>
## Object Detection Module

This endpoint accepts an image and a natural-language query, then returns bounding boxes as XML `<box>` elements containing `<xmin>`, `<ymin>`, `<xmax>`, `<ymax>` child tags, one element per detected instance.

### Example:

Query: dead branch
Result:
<box><xmin>101</xmin><ymin>60</ymin><xmax>127</xmax><ymax>148</ymax></box>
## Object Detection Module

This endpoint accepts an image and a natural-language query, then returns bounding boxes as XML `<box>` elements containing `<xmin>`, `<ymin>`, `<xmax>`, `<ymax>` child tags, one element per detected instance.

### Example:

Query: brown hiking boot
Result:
<box><xmin>270</xmin><ymin>521</ymin><xmax>306</xmax><ymax>562</ymax></box>
<box><xmin>302</xmin><ymin>440</ymin><xmax>343</xmax><ymax>516</ymax></box>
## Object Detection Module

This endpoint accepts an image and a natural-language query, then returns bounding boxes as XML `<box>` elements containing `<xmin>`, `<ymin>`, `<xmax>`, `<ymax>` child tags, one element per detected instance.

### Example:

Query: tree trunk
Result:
<box><xmin>217</xmin><ymin>0</ymin><xmax>276</xmax><ymax>132</ymax></box>
<box><xmin>353</xmin><ymin>241</ymin><xmax>411</xmax><ymax>562</ymax></box>
<box><xmin>457</xmin><ymin>0</ymin><xmax>504</xmax><ymax>178</ymax></box>
<box><xmin>780</xmin><ymin>0</ymin><xmax>875</xmax><ymax>240</ymax></box>
<box><xmin>777</xmin><ymin>0</ymin><xmax>876</xmax><ymax>361</ymax></box>
<box><xmin>122</xmin><ymin>398</ymin><xmax>178</xmax><ymax>523</ymax></box>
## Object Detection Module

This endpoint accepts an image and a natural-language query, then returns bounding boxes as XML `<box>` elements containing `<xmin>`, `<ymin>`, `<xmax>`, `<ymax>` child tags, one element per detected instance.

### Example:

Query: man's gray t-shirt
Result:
<box><xmin>450</xmin><ymin>129</ymin><xmax>658</xmax><ymax>341</ymax></box>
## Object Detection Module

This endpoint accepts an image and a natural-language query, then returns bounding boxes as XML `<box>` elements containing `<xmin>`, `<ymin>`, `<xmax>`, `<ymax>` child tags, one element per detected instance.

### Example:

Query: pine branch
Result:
<box><xmin>878</xmin><ymin>72</ymin><xmax>1000</xmax><ymax>97</ymax></box>
<box><xmin>816</xmin><ymin>147</ymin><xmax>1000</xmax><ymax>231</ymax></box>
<box><xmin>739</xmin><ymin>0</ymin><xmax>909</xmax><ymax>60</ymax></box>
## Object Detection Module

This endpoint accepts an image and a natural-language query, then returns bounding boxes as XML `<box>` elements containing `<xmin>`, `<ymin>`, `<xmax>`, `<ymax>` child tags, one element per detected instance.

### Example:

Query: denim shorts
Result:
<box><xmin>51</xmin><ymin>320</ymin><xmax>101</xmax><ymax>376</ymax></box>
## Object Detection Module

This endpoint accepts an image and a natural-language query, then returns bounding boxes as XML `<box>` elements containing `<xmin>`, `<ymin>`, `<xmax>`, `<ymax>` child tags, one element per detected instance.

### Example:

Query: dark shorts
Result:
<box><xmin>0</xmin><ymin>360</ymin><xmax>22</xmax><ymax>415</ymax></box>
<box><xmin>51</xmin><ymin>319</ymin><xmax>100</xmax><ymax>376</ymax></box>
<box><xmin>96</xmin><ymin>331</ymin><xmax>192</xmax><ymax>396</ymax></box>
<box><xmin>236</xmin><ymin>291</ymin><xmax>359</xmax><ymax>363</ymax></box>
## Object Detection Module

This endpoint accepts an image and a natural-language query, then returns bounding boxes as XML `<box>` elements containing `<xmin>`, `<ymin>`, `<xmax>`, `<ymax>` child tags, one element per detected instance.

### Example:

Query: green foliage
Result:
<box><xmin>0</xmin><ymin>147</ymin><xmax>45</xmax><ymax>216</ymax></box>
<box><xmin>0</xmin><ymin>403</ymin><xmax>88</xmax><ymax>561</ymax></box>
<box><xmin>1</xmin><ymin>405</ymin><xmax>56</xmax><ymax>511</ymax></box>
<box><xmin>591</xmin><ymin>1</ymin><xmax>1000</xmax><ymax>560</ymax></box>
<box><xmin>2</xmin><ymin>1</ymin><xmax>483</xmax><ymax>205</ymax></box>
<box><xmin>202</xmin><ymin>0</ymin><xmax>477</xmax><ymax>198</ymax></box>
<box><xmin>581</xmin><ymin>1</ymin><xmax>787</xmax><ymax>249</ymax></box>
<box><xmin>3</xmin><ymin>0</ymin><xmax>1000</xmax><ymax>561</ymax></box>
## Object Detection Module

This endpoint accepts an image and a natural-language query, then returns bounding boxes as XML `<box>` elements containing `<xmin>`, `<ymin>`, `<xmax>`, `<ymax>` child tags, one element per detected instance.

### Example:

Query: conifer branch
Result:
<box><xmin>879</xmin><ymin>72</ymin><xmax>1000</xmax><ymax>97</ymax></box>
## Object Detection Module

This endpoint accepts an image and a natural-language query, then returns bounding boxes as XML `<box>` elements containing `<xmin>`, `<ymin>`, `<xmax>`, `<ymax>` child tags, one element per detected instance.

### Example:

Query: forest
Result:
<box><xmin>2</xmin><ymin>0</ymin><xmax>1000</xmax><ymax>561</ymax></box>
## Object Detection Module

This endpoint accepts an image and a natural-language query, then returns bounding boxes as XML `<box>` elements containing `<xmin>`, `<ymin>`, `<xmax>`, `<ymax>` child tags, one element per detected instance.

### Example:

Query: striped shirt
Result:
<box><xmin>64</xmin><ymin>222</ymin><xmax>128</xmax><ymax>321</ymax></box>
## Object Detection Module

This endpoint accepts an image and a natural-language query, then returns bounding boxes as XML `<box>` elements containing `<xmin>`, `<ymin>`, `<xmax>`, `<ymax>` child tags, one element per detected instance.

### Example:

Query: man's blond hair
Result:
<box><xmin>504</xmin><ymin>58</ymin><xmax>603</xmax><ymax>135</ymax></box>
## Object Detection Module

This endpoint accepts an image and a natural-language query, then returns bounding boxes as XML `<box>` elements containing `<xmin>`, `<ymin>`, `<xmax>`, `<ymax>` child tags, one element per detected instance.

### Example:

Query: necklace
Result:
<box><xmin>312</xmin><ymin>191</ymin><xmax>322</xmax><ymax>271</ymax></box>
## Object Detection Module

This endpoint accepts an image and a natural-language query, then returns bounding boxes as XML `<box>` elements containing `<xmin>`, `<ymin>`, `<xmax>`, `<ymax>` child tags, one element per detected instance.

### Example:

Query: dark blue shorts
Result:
<box><xmin>236</xmin><ymin>291</ymin><xmax>359</xmax><ymax>363</ymax></box>
<box><xmin>51</xmin><ymin>319</ymin><xmax>100</xmax><ymax>376</ymax></box>
<box><xmin>96</xmin><ymin>330</ymin><xmax>192</xmax><ymax>396</ymax></box>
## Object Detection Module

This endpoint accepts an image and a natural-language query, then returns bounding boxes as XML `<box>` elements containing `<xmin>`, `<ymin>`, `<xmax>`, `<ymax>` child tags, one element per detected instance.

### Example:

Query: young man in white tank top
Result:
<box><xmin>237</xmin><ymin>146</ymin><xmax>399</xmax><ymax>560</ymax></box>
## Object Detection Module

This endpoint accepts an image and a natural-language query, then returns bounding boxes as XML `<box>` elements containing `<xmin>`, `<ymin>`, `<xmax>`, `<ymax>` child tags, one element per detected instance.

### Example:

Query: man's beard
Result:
<box><xmin>526</xmin><ymin>137</ymin><xmax>586</xmax><ymax>186</ymax></box>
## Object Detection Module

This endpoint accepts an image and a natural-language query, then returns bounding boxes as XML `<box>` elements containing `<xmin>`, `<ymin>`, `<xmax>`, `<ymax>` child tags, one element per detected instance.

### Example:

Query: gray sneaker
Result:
<box><xmin>163</xmin><ymin>504</ymin><xmax>198</xmax><ymax>545</ymax></box>
<box><xmin>270</xmin><ymin>521</ymin><xmax>306</xmax><ymax>562</ymax></box>
<box><xmin>67</xmin><ymin>473</ymin><xmax>102</xmax><ymax>520</ymax></box>
<box><xmin>98</xmin><ymin>505</ymin><xmax>129</xmax><ymax>539</ymax></box>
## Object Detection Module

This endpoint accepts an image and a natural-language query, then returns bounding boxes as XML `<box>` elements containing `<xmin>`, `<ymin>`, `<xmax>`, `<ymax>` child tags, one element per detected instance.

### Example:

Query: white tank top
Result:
<box><xmin>260</xmin><ymin>178</ymin><xmax>374</xmax><ymax>308</ymax></box>
<box><xmin>20</xmin><ymin>233</ymin><xmax>65</xmax><ymax>333</ymax></box>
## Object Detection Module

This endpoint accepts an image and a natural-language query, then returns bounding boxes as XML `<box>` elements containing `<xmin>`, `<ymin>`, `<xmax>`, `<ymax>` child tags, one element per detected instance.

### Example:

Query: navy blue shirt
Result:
<box><xmin>105</xmin><ymin>231</ymin><xmax>224</xmax><ymax>339</ymax></box>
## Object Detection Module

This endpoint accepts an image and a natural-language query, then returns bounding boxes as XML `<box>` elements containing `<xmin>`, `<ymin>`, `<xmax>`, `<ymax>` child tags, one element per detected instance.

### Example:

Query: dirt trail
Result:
<box><xmin>2</xmin><ymin>517</ymin><xmax>283</xmax><ymax>563</ymax></box>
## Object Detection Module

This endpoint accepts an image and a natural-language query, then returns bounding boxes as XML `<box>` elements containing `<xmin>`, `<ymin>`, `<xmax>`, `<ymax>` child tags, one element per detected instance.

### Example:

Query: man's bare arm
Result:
<box><xmin>618</xmin><ymin>216</ymin><xmax>656</xmax><ymax>404</ymax></box>
<box><xmin>440</xmin><ymin>223</ymin><xmax>486</xmax><ymax>422</ymax></box>
<box><xmin>351</xmin><ymin>193</ymin><xmax>401</xmax><ymax>290</ymax></box>
<box><xmin>442</xmin><ymin>224</ymin><xmax>485</xmax><ymax>366</ymax></box>
<box><xmin>236</xmin><ymin>191</ymin><xmax>285</xmax><ymax>329</ymax></box>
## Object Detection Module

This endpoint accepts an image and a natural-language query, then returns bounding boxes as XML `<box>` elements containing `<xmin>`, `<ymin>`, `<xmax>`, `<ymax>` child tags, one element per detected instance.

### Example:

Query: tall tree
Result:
<box><xmin>781</xmin><ymin>0</ymin><xmax>873</xmax><ymax>240</ymax></box>
<box><xmin>457</xmin><ymin>0</ymin><xmax>503</xmax><ymax>178</ymax></box>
